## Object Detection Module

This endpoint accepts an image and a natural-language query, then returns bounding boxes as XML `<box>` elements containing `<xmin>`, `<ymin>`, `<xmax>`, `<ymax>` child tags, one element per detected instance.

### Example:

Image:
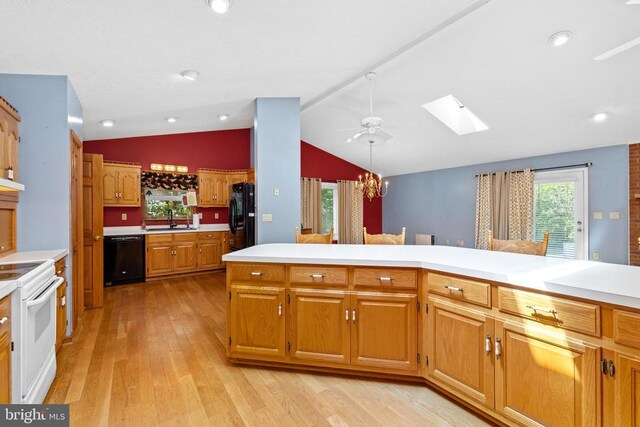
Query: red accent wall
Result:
<box><xmin>301</xmin><ymin>141</ymin><xmax>382</xmax><ymax>233</ymax></box>
<box><xmin>84</xmin><ymin>129</ymin><xmax>250</xmax><ymax>226</ymax></box>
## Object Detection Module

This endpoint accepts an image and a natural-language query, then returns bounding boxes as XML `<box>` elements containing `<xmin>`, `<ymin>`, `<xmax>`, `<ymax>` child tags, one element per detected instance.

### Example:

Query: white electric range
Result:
<box><xmin>1</xmin><ymin>260</ymin><xmax>63</xmax><ymax>404</ymax></box>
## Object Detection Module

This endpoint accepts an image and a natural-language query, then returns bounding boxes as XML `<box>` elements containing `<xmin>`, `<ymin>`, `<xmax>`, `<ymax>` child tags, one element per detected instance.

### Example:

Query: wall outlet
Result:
<box><xmin>593</xmin><ymin>252</ymin><xmax>600</xmax><ymax>261</ymax></box>
<box><xmin>445</xmin><ymin>239</ymin><xmax>450</xmax><ymax>245</ymax></box>
<box><xmin>456</xmin><ymin>240</ymin><xmax>464</xmax><ymax>247</ymax></box>
<box><xmin>121</xmin><ymin>213</ymin><xmax>127</xmax><ymax>221</ymax></box>
<box><xmin>273</xmin><ymin>188</ymin><xmax>280</xmax><ymax>196</ymax></box>
<box><xmin>262</xmin><ymin>213</ymin><xmax>273</xmax><ymax>222</ymax></box>
<box><xmin>593</xmin><ymin>211</ymin><xmax>603</xmax><ymax>220</ymax></box>
<box><xmin>214</xmin><ymin>213</ymin><xmax>219</xmax><ymax>219</ymax></box>
<box><xmin>609</xmin><ymin>211</ymin><xmax>620</xmax><ymax>220</ymax></box>
<box><xmin>198</xmin><ymin>213</ymin><xmax>203</xmax><ymax>219</ymax></box>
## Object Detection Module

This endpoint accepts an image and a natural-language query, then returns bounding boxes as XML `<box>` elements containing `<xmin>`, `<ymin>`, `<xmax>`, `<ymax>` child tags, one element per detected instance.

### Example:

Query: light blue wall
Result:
<box><xmin>253</xmin><ymin>98</ymin><xmax>301</xmax><ymax>244</ymax></box>
<box><xmin>0</xmin><ymin>74</ymin><xmax>83</xmax><ymax>334</ymax></box>
<box><xmin>383</xmin><ymin>145</ymin><xmax>629</xmax><ymax>264</ymax></box>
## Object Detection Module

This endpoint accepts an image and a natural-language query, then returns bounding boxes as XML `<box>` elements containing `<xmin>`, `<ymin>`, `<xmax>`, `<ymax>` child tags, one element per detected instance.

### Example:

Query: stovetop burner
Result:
<box><xmin>0</xmin><ymin>261</ymin><xmax>46</xmax><ymax>280</ymax></box>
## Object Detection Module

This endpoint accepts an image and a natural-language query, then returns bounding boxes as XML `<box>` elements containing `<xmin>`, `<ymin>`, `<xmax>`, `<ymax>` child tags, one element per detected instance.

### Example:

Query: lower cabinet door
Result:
<box><xmin>495</xmin><ymin>321</ymin><xmax>600</xmax><ymax>427</ymax></box>
<box><xmin>615</xmin><ymin>353</ymin><xmax>640</xmax><ymax>427</ymax></box>
<box><xmin>0</xmin><ymin>332</ymin><xmax>10</xmax><ymax>404</ymax></box>
<box><xmin>228</xmin><ymin>286</ymin><xmax>286</xmax><ymax>359</ymax></box>
<box><xmin>350</xmin><ymin>292</ymin><xmax>417</xmax><ymax>372</ymax></box>
<box><xmin>146</xmin><ymin>244</ymin><xmax>174</xmax><ymax>277</ymax></box>
<box><xmin>174</xmin><ymin>242</ymin><xmax>198</xmax><ymax>272</ymax></box>
<box><xmin>427</xmin><ymin>298</ymin><xmax>495</xmax><ymax>408</ymax></box>
<box><xmin>56</xmin><ymin>280</ymin><xmax>67</xmax><ymax>351</ymax></box>
<box><xmin>289</xmin><ymin>289</ymin><xmax>350</xmax><ymax>364</ymax></box>
<box><xmin>197</xmin><ymin>240</ymin><xmax>222</xmax><ymax>270</ymax></box>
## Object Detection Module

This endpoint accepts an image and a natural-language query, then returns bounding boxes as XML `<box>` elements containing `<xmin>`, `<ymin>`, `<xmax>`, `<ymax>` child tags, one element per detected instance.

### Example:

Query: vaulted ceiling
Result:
<box><xmin>1</xmin><ymin>0</ymin><xmax>639</xmax><ymax>176</ymax></box>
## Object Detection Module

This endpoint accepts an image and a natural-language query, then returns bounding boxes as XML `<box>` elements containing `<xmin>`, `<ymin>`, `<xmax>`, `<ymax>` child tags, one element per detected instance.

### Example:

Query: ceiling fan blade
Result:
<box><xmin>344</xmin><ymin>130</ymin><xmax>366</xmax><ymax>144</ymax></box>
<box><xmin>375</xmin><ymin>128</ymin><xmax>394</xmax><ymax>141</ymax></box>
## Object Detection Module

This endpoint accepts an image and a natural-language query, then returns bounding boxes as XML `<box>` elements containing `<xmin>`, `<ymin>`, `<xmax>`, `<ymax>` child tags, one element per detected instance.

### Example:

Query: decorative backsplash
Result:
<box><xmin>141</xmin><ymin>171</ymin><xmax>197</xmax><ymax>191</ymax></box>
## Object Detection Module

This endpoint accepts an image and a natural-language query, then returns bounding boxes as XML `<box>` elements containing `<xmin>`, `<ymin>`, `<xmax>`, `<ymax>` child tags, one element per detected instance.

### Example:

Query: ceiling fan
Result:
<box><xmin>343</xmin><ymin>72</ymin><xmax>393</xmax><ymax>145</ymax></box>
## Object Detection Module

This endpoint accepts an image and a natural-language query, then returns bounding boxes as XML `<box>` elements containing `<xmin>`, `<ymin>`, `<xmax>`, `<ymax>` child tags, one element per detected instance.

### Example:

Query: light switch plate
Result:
<box><xmin>593</xmin><ymin>252</ymin><xmax>600</xmax><ymax>261</ymax></box>
<box><xmin>214</xmin><ymin>213</ymin><xmax>219</xmax><ymax>219</ymax></box>
<box><xmin>198</xmin><ymin>213</ymin><xmax>203</xmax><ymax>219</ymax></box>
<box><xmin>262</xmin><ymin>214</ymin><xmax>273</xmax><ymax>222</ymax></box>
<box><xmin>121</xmin><ymin>213</ymin><xmax>127</xmax><ymax>221</ymax></box>
<box><xmin>273</xmin><ymin>188</ymin><xmax>280</xmax><ymax>196</ymax></box>
<box><xmin>593</xmin><ymin>211</ymin><xmax>603</xmax><ymax>220</ymax></box>
<box><xmin>609</xmin><ymin>211</ymin><xmax>620</xmax><ymax>220</ymax></box>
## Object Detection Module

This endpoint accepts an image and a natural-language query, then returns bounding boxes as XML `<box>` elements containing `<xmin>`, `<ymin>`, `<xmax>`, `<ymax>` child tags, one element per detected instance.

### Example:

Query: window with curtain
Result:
<box><xmin>321</xmin><ymin>182</ymin><xmax>339</xmax><ymax>241</ymax></box>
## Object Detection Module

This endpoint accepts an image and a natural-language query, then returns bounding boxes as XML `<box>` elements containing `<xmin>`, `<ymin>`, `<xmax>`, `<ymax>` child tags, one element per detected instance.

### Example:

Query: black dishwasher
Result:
<box><xmin>104</xmin><ymin>235</ymin><xmax>146</xmax><ymax>286</ymax></box>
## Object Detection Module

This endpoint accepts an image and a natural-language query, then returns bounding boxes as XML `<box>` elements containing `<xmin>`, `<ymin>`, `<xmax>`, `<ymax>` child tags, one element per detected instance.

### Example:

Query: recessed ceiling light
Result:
<box><xmin>218</xmin><ymin>114</ymin><xmax>229</xmax><ymax>121</ymax></box>
<box><xmin>100</xmin><ymin>120</ymin><xmax>114</xmax><ymax>127</ymax></box>
<box><xmin>590</xmin><ymin>112</ymin><xmax>609</xmax><ymax>122</ymax></box>
<box><xmin>166</xmin><ymin>117</ymin><xmax>177</xmax><ymax>123</ymax></box>
<box><xmin>207</xmin><ymin>0</ymin><xmax>231</xmax><ymax>14</ymax></box>
<box><xmin>548</xmin><ymin>30</ymin><xmax>572</xmax><ymax>47</ymax></box>
<box><xmin>180</xmin><ymin>70</ymin><xmax>200</xmax><ymax>81</ymax></box>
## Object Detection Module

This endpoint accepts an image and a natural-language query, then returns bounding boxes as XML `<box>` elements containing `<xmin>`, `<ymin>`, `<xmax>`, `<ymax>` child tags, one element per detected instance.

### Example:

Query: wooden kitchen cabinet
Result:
<box><xmin>146</xmin><ymin>232</ymin><xmax>227</xmax><ymax>278</ymax></box>
<box><xmin>197</xmin><ymin>232</ymin><xmax>224</xmax><ymax>270</ymax></box>
<box><xmin>0</xmin><ymin>294</ymin><xmax>11</xmax><ymax>404</ymax></box>
<box><xmin>351</xmin><ymin>292</ymin><xmax>417</xmax><ymax>372</ymax></box>
<box><xmin>614</xmin><ymin>353</ymin><xmax>640</xmax><ymax>426</ymax></box>
<box><xmin>228</xmin><ymin>285</ymin><xmax>286</xmax><ymax>359</ymax></box>
<box><xmin>146</xmin><ymin>243</ymin><xmax>174</xmax><ymax>276</ymax></box>
<box><xmin>103</xmin><ymin>162</ymin><xmax>141</xmax><ymax>207</ymax></box>
<box><xmin>427</xmin><ymin>298</ymin><xmax>495</xmax><ymax>409</ymax></box>
<box><xmin>494</xmin><ymin>320</ymin><xmax>600</xmax><ymax>427</ymax></box>
<box><xmin>0</xmin><ymin>203</ymin><xmax>16</xmax><ymax>255</ymax></box>
<box><xmin>0</xmin><ymin>97</ymin><xmax>20</xmax><ymax>187</ymax></box>
<box><xmin>55</xmin><ymin>256</ymin><xmax>68</xmax><ymax>352</ymax></box>
<box><xmin>197</xmin><ymin>170</ymin><xmax>228</xmax><ymax>207</ymax></box>
<box><xmin>174</xmin><ymin>239</ymin><xmax>198</xmax><ymax>272</ymax></box>
<box><xmin>289</xmin><ymin>289</ymin><xmax>350</xmax><ymax>364</ymax></box>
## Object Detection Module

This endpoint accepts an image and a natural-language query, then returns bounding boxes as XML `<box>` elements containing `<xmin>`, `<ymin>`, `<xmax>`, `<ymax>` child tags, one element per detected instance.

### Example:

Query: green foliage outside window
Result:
<box><xmin>321</xmin><ymin>188</ymin><xmax>334</xmax><ymax>234</ymax></box>
<box><xmin>146</xmin><ymin>200</ymin><xmax>191</xmax><ymax>218</ymax></box>
<box><xmin>534</xmin><ymin>182</ymin><xmax>576</xmax><ymax>257</ymax></box>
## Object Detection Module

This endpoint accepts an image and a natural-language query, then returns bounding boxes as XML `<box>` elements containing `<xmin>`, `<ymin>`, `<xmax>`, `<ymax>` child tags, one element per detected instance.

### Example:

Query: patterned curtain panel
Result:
<box><xmin>141</xmin><ymin>171</ymin><xmax>197</xmax><ymax>191</ymax></box>
<box><xmin>351</xmin><ymin>182</ymin><xmax>364</xmax><ymax>244</ymax></box>
<box><xmin>300</xmin><ymin>177</ymin><xmax>322</xmax><ymax>233</ymax></box>
<box><xmin>337</xmin><ymin>180</ymin><xmax>363</xmax><ymax>244</ymax></box>
<box><xmin>475</xmin><ymin>174</ymin><xmax>492</xmax><ymax>249</ymax></box>
<box><xmin>508</xmin><ymin>169</ymin><xmax>534</xmax><ymax>241</ymax></box>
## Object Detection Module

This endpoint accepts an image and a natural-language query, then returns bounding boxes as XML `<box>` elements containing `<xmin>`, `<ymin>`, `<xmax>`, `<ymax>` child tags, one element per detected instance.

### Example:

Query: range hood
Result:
<box><xmin>0</xmin><ymin>178</ymin><xmax>25</xmax><ymax>191</ymax></box>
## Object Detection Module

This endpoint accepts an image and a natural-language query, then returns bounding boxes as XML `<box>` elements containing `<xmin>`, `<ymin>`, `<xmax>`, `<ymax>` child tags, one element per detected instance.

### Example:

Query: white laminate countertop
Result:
<box><xmin>0</xmin><ymin>280</ymin><xmax>16</xmax><ymax>300</ymax></box>
<box><xmin>222</xmin><ymin>244</ymin><xmax>640</xmax><ymax>310</ymax></box>
<box><xmin>104</xmin><ymin>224</ymin><xmax>230</xmax><ymax>236</ymax></box>
<box><xmin>0</xmin><ymin>249</ymin><xmax>68</xmax><ymax>263</ymax></box>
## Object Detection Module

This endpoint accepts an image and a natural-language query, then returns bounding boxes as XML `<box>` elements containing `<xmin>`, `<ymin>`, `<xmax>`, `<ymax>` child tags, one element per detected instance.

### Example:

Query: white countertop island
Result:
<box><xmin>223</xmin><ymin>244</ymin><xmax>640</xmax><ymax>309</ymax></box>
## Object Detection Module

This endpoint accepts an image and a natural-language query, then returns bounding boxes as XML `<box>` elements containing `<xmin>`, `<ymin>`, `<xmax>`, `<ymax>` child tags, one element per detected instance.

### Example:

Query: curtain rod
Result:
<box><xmin>474</xmin><ymin>162</ymin><xmax>592</xmax><ymax>178</ymax></box>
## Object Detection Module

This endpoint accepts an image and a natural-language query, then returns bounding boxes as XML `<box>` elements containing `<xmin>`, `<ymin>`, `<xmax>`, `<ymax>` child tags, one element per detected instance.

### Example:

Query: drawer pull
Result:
<box><xmin>444</xmin><ymin>285</ymin><xmax>464</xmax><ymax>292</ymax></box>
<box><xmin>310</xmin><ymin>274</ymin><xmax>325</xmax><ymax>279</ymax></box>
<box><xmin>378</xmin><ymin>277</ymin><xmax>392</xmax><ymax>282</ymax></box>
<box><xmin>495</xmin><ymin>338</ymin><xmax>502</xmax><ymax>359</ymax></box>
<box><xmin>0</xmin><ymin>316</ymin><xmax>8</xmax><ymax>325</ymax></box>
<box><xmin>250</xmin><ymin>272</ymin><xmax>263</xmax><ymax>276</ymax></box>
<box><xmin>485</xmin><ymin>335</ymin><xmax>492</xmax><ymax>355</ymax></box>
<box><xmin>526</xmin><ymin>305</ymin><xmax>558</xmax><ymax>316</ymax></box>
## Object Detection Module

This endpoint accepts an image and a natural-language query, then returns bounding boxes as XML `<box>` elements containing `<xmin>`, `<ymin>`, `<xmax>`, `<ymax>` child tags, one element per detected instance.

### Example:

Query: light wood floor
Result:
<box><xmin>46</xmin><ymin>272</ymin><xmax>489</xmax><ymax>427</ymax></box>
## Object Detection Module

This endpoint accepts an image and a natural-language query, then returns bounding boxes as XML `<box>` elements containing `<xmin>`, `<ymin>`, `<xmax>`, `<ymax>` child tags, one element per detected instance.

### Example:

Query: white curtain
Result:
<box><xmin>338</xmin><ymin>180</ymin><xmax>363</xmax><ymax>244</ymax></box>
<box><xmin>300</xmin><ymin>177</ymin><xmax>322</xmax><ymax>233</ymax></box>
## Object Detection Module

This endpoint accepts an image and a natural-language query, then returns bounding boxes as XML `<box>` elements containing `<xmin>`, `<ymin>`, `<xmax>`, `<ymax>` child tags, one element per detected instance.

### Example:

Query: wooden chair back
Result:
<box><xmin>295</xmin><ymin>227</ymin><xmax>333</xmax><ymax>244</ymax></box>
<box><xmin>363</xmin><ymin>227</ymin><xmax>406</xmax><ymax>245</ymax></box>
<box><xmin>488</xmin><ymin>230</ymin><xmax>549</xmax><ymax>256</ymax></box>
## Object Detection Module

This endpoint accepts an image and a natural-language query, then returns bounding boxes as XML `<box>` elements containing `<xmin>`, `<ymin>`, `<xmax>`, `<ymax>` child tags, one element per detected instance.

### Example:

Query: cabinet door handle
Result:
<box><xmin>345</xmin><ymin>309</ymin><xmax>349</xmax><ymax>322</ymax></box>
<box><xmin>250</xmin><ymin>272</ymin><xmax>263</xmax><ymax>276</ymax></box>
<box><xmin>526</xmin><ymin>305</ymin><xmax>557</xmax><ymax>315</ymax></box>
<box><xmin>485</xmin><ymin>335</ymin><xmax>492</xmax><ymax>355</ymax></box>
<box><xmin>61</xmin><ymin>296</ymin><xmax>66</xmax><ymax>307</ymax></box>
<box><xmin>495</xmin><ymin>338</ymin><xmax>501</xmax><ymax>359</ymax></box>
<box><xmin>310</xmin><ymin>274</ymin><xmax>324</xmax><ymax>279</ymax></box>
<box><xmin>352</xmin><ymin>310</ymin><xmax>356</xmax><ymax>323</ymax></box>
<box><xmin>444</xmin><ymin>285</ymin><xmax>464</xmax><ymax>292</ymax></box>
<box><xmin>278</xmin><ymin>303</ymin><xmax>282</xmax><ymax>317</ymax></box>
<box><xmin>378</xmin><ymin>277</ymin><xmax>392</xmax><ymax>282</ymax></box>
<box><xmin>0</xmin><ymin>316</ymin><xmax>8</xmax><ymax>325</ymax></box>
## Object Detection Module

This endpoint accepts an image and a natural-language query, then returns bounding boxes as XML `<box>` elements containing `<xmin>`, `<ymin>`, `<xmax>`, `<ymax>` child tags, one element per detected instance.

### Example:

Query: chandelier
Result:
<box><xmin>357</xmin><ymin>139</ymin><xmax>388</xmax><ymax>201</ymax></box>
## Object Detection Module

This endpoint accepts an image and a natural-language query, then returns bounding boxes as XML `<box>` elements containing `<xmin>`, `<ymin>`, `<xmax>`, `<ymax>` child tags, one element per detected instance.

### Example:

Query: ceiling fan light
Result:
<box><xmin>207</xmin><ymin>0</ymin><xmax>231</xmax><ymax>14</ymax></box>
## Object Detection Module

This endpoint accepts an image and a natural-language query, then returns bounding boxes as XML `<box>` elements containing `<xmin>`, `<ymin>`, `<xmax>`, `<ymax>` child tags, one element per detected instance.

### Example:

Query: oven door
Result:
<box><xmin>23</xmin><ymin>276</ymin><xmax>63</xmax><ymax>398</ymax></box>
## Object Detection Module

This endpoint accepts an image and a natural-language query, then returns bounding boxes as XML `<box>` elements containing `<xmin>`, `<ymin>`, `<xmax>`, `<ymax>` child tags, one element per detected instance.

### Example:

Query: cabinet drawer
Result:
<box><xmin>498</xmin><ymin>287</ymin><xmax>600</xmax><ymax>336</ymax></box>
<box><xmin>353</xmin><ymin>267</ymin><xmax>417</xmax><ymax>290</ymax></box>
<box><xmin>290</xmin><ymin>266</ymin><xmax>348</xmax><ymax>286</ymax></box>
<box><xmin>428</xmin><ymin>273</ymin><xmax>491</xmax><ymax>308</ymax></box>
<box><xmin>229</xmin><ymin>263</ymin><xmax>285</xmax><ymax>283</ymax></box>
<box><xmin>55</xmin><ymin>257</ymin><xmax>67</xmax><ymax>276</ymax></box>
<box><xmin>173</xmin><ymin>233</ymin><xmax>197</xmax><ymax>242</ymax></box>
<box><xmin>147</xmin><ymin>234</ymin><xmax>173</xmax><ymax>244</ymax></box>
<box><xmin>613</xmin><ymin>309</ymin><xmax>640</xmax><ymax>349</ymax></box>
<box><xmin>0</xmin><ymin>294</ymin><xmax>10</xmax><ymax>337</ymax></box>
<box><xmin>197</xmin><ymin>232</ymin><xmax>222</xmax><ymax>241</ymax></box>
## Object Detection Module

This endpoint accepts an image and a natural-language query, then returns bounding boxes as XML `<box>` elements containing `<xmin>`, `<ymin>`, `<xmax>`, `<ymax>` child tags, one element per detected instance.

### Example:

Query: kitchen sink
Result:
<box><xmin>145</xmin><ymin>227</ymin><xmax>195</xmax><ymax>232</ymax></box>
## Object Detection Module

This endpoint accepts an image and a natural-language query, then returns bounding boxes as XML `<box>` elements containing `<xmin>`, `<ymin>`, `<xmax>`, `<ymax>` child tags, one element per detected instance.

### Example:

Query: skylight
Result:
<box><xmin>422</xmin><ymin>95</ymin><xmax>489</xmax><ymax>135</ymax></box>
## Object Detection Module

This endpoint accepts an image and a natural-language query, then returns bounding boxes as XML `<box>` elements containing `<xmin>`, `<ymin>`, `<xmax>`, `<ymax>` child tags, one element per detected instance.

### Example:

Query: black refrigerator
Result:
<box><xmin>228</xmin><ymin>182</ymin><xmax>255</xmax><ymax>251</ymax></box>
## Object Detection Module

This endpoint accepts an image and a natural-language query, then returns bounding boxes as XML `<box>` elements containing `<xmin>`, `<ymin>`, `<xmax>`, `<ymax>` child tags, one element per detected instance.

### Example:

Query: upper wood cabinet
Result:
<box><xmin>196</xmin><ymin>169</ymin><xmax>252</xmax><ymax>207</ymax></box>
<box><xmin>0</xmin><ymin>97</ymin><xmax>20</xmax><ymax>186</ymax></box>
<box><xmin>103</xmin><ymin>162</ymin><xmax>141</xmax><ymax>207</ymax></box>
<box><xmin>0</xmin><ymin>203</ymin><xmax>16</xmax><ymax>255</ymax></box>
<box><xmin>0</xmin><ymin>294</ymin><xmax>11</xmax><ymax>404</ymax></box>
